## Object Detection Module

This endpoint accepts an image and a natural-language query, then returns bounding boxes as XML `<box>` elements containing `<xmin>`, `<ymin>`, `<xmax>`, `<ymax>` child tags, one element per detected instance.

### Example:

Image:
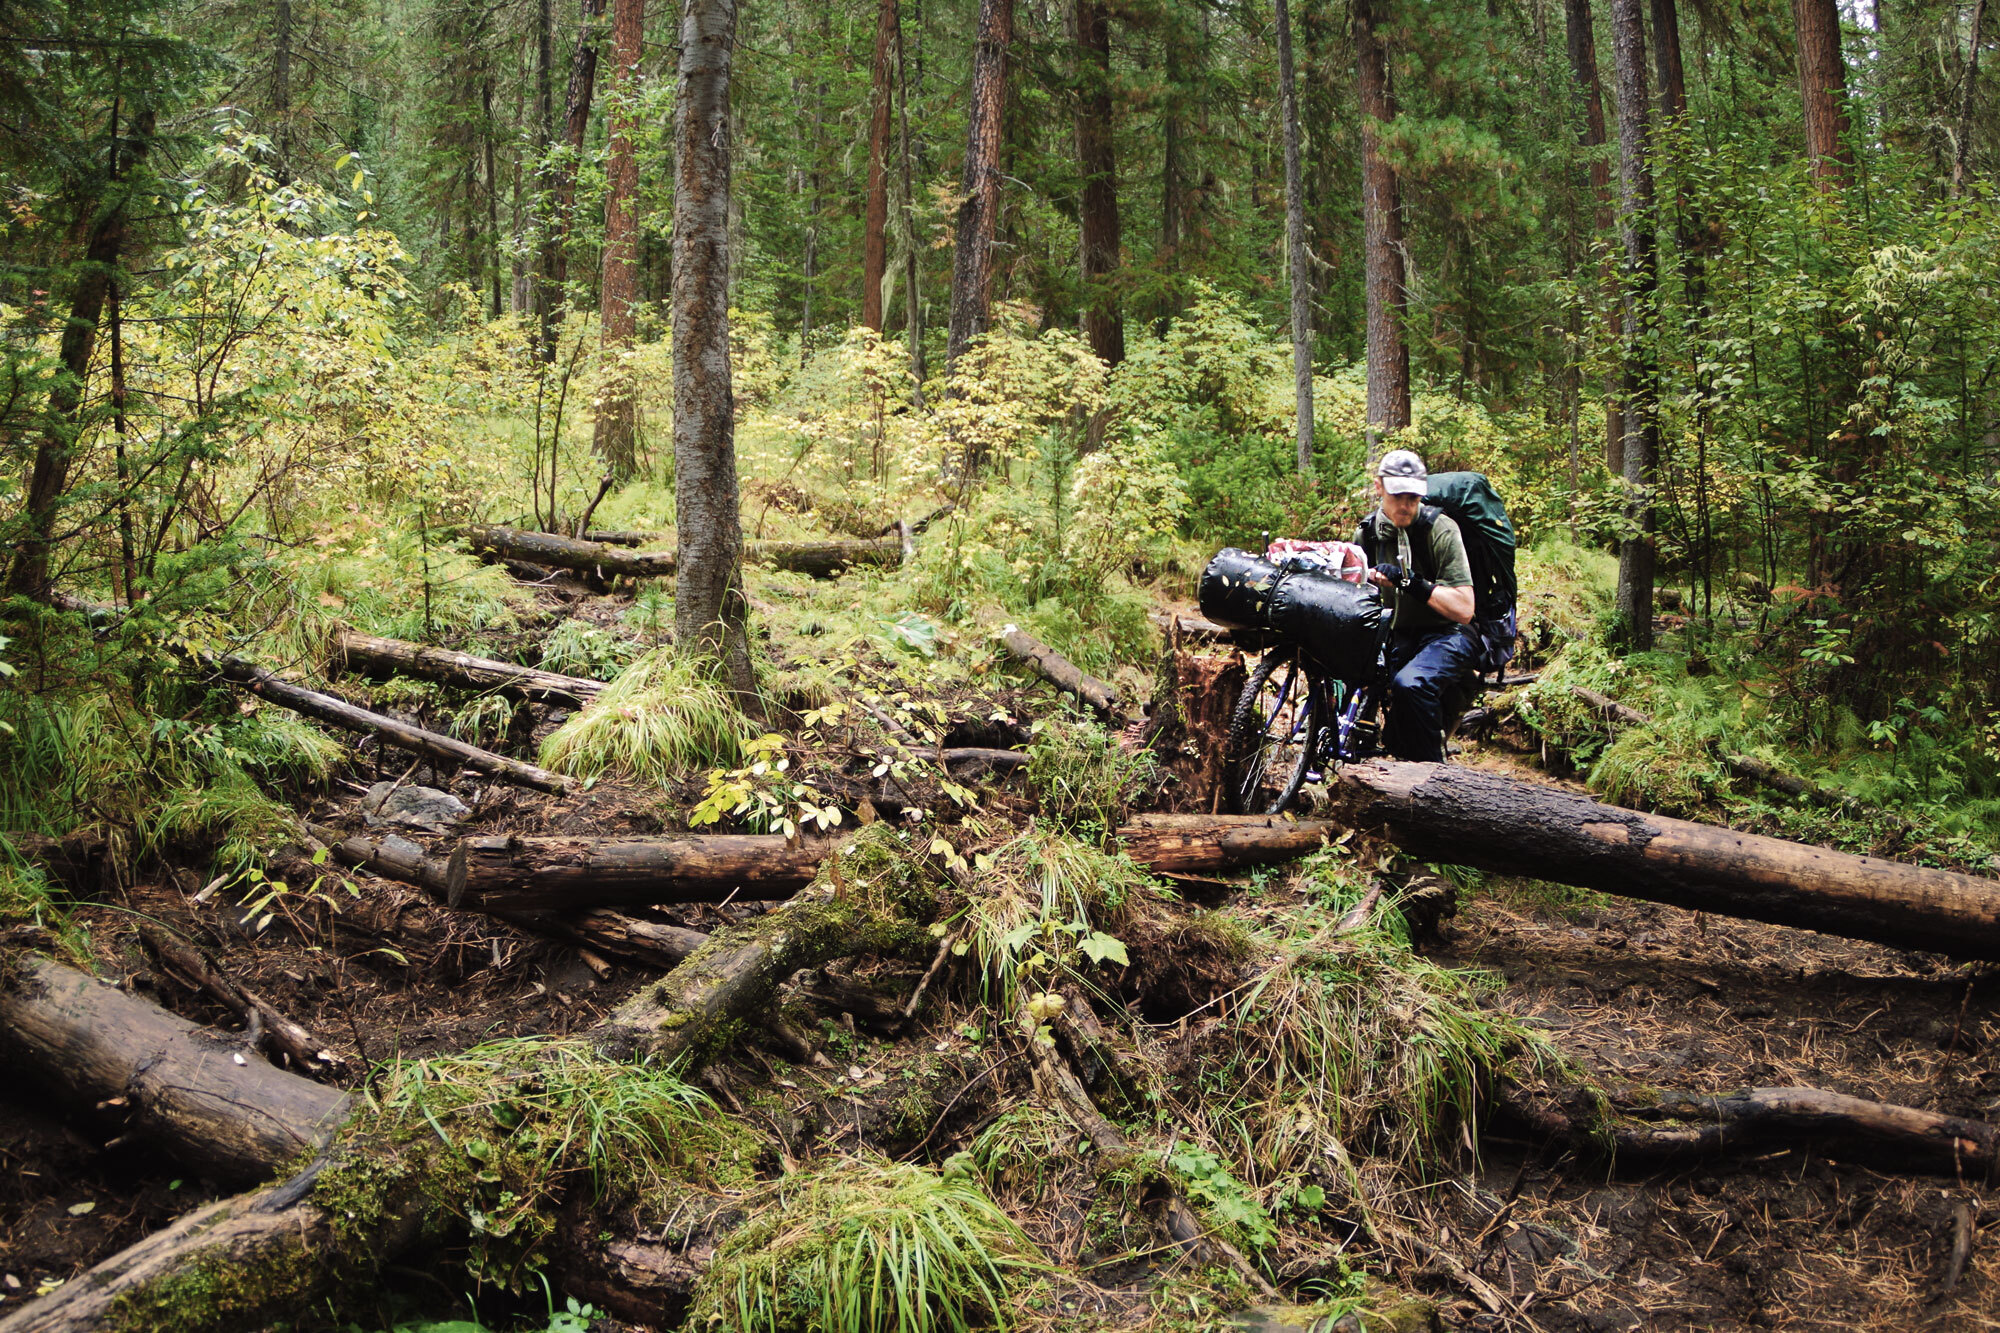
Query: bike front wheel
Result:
<box><xmin>1226</xmin><ymin>647</ymin><xmax>1320</xmax><ymax>815</ymax></box>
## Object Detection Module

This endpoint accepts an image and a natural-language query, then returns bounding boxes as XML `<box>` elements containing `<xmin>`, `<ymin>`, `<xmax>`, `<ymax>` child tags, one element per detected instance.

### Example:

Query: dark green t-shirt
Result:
<box><xmin>1361</xmin><ymin>509</ymin><xmax>1473</xmax><ymax>630</ymax></box>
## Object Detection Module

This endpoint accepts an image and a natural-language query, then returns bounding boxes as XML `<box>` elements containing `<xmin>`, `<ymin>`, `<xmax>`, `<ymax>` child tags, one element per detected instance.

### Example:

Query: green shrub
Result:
<box><xmin>538</xmin><ymin>648</ymin><xmax>743</xmax><ymax>785</ymax></box>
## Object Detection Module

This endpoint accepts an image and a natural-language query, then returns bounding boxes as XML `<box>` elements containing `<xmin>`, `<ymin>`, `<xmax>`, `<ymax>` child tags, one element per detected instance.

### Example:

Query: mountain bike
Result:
<box><xmin>1224</xmin><ymin>628</ymin><xmax>1394</xmax><ymax>816</ymax></box>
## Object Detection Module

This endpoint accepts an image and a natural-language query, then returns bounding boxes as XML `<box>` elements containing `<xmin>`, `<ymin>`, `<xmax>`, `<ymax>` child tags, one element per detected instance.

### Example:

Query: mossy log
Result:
<box><xmin>1563</xmin><ymin>685</ymin><xmax>1902</xmax><ymax>824</ymax></box>
<box><xmin>443</xmin><ymin>817</ymin><xmax>1338</xmax><ymax>914</ymax></box>
<box><xmin>1334</xmin><ymin>760</ymin><xmax>2000</xmax><ymax>960</ymax></box>
<box><xmin>997</xmin><ymin>623</ymin><xmax>1122</xmax><ymax>716</ymax></box>
<box><xmin>1504</xmin><ymin>1084</ymin><xmax>1998</xmax><ymax>1173</ymax></box>
<box><xmin>465</xmin><ymin>524</ymin><xmax>901</xmax><ymax>581</ymax></box>
<box><xmin>332</xmin><ymin>630</ymin><xmax>602</xmax><ymax>704</ymax></box>
<box><xmin>0</xmin><ymin>956</ymin><xmax>350</xmax><ymax>1188</ymax></box>
<box><xmin>209</xmin><ymin>654</ymin><xmax>573</xmax><ymax>793</ymax></box>
<box><xmin>592</xmin><ymin>880</ymin><xmax>932</xmax><ymax>1064</ymax></box>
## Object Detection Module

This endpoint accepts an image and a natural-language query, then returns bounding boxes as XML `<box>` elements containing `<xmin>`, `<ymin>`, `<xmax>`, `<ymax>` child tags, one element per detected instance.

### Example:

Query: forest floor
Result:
<box><xmin>3</xmin><ymin>577</ymin><xmax>1995</xmax><ymax>1333</ymax></box>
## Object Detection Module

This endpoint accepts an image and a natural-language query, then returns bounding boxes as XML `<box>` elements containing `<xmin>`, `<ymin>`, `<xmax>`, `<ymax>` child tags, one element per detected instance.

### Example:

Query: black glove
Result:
<box><xmin>1371</xmin><ymin>562</ymin><xmax>1405</xmax><ymax>586</ymax></box>
<box><xmin>1405</xmin><ymin>574</ymin><xmax>1436</xmax><ymax>606</ymax></box>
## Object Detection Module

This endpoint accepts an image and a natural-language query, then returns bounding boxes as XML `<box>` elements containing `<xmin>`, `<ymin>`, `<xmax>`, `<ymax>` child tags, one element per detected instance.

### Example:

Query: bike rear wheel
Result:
<box><xmin>1227</xmin><ymin>647</ymin><xmax>1320</xmax><ymax>815</ymax></box>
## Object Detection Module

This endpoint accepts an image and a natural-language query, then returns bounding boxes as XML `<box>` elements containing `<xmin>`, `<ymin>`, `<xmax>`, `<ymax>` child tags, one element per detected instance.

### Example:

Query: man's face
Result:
<box><xmin>1374</xmin><ymin>479</ymin><xmax>1422</xmax><ymax>528</ymax></box>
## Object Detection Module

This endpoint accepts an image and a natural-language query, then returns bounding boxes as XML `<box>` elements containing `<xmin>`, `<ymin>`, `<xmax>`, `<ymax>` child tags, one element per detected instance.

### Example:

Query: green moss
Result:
<box><xmin>107</xmin><ymin>1224</ymin><xmax>322</xmax><ymax>1333</ymax></box>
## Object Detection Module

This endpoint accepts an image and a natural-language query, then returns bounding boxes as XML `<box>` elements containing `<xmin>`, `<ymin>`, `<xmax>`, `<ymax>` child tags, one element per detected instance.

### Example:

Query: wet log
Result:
<box><xmin>1116</xmin><ymin>813</ymin><xmax>1339</xmax><ymax>876</ymax></box>
<box><xmin>466</xmin><ymin>524</ymin><xmax>901</xmax><ymax>581</ymax></box>
<box><xmin>307</xmin><ymin>823</ymin><xmax>454</xmax><ymax>897</ymax></box>
<box><xmin>0</xmin><ymin>956</ymin><xmax>349</xmax><ymax>1188</ymax></box>
<box><xmin>1504</xmin><ymin>1084</ymin><xmax>1998</xmax><ymax>1174</ymax></box>
<box><xmin>555</xmin><ymin>910</ymin><xmax>711</xmax><ymax>970</ymax></box>
<box><xmin>446</xmin><ymin>833</ymin><xmax>833</xmax><ymax>912</ymax></box>
<box><xmin>210</xmin><ymin>654</ymin><xmax>573</xmax><ymax>793</ymax></box>
<box><xmin>998</xmin><ymin>623</ymin><xmax>1122</xmax><ymax>716</ymax></box>
<box><xmin>334</xmin><ymin>630</ymin><xmax>602</xmax><ymax>704</ymax></box>
<box><xmin>1335</xmin><ymin>760</ymin><xmax>2000</xmax><ymax>961</ymax></box>
<box><xmin>446</xmin><ymin>816</ymin><xmax>1337</xmax><ymax>915</ymax></box>
<box><xmin>138</xmin><ymin>924</ymin><xmax>341</xmax><ymax>1076</ymax></box>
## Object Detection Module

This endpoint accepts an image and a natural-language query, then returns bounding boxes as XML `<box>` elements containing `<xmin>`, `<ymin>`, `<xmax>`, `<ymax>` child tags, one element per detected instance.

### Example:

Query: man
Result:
<box><xmin>1358</xmin><ymin>449</ymin><xmax>1477</xmax><ymax>763</ymax></box>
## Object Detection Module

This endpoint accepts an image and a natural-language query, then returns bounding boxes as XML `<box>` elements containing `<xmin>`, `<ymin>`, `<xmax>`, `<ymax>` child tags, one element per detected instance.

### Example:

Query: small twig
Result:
<box><xmin>895</xmin><ymin>934</ymin><xmax>956</xmax><ymax>1030</ymax></box>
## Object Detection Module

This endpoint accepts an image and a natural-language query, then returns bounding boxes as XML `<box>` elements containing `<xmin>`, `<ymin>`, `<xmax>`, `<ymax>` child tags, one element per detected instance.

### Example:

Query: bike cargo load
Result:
<box><xmin>1197</xmin><ymin>548</ymin><xmax>1283</xmax><ymax>628</ymax></box>
<box><xmin>1267</xmin><ymin>570</ymin><xmax>1383</xmax><ymax>679</ymax></box>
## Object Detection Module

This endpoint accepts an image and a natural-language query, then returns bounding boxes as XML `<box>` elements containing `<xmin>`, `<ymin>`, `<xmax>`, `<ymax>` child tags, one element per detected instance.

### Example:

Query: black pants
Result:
<box><xmin>1382</xmin><ymin>627</ymin><xmax>1478</xmax><ymax>763</ymax></box>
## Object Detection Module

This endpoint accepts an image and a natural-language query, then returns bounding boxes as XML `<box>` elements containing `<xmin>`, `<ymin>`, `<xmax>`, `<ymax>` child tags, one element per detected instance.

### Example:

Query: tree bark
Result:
<box><xmin>1276</xmin><ymin>0</ymin><xmax>1313</xmax><ymax>472</ymax></box>
<box><xmin>1334</xmin><ymin>760</ymin><xmax>2000</xmax><ymax>961</ymax></box>
<box><xmin>1609</xmin><ymin>0</ymin><xmax>1659</xmax><ymax>652</ymax></box>
<box><xmin>1355</xmin><ymin>0</ymin><xmax>1410</xmax><ymax>454</ymax></box>
<box><xmin>1562</xmin><ymin>0</ymin><xmax>1625</xmax><ymax>475</ymax></box>
<box><xmin>543</xmin><ymin>0</ymin><xmax>606</xmax><ymax>339</ymax></box>
<box><xmin>673</xmin><ymin>0</ymin><xmax>754</xmax><ymax>698</ymax></box>
<box><xmin>999</xmin><ymin>623</ymin><xmax>1121</xmax><ymax>716</ymax></box>
<box><xmin>532</xmin><ymin>0</ymin><xmax>558</xmax><ymax>360</ymax></box>
<box><xmin>863</xmin><ymin>0</ymin><xmax>898</xmax><ymax>330</ymax></box>
<box><xmin>1954</xmin><ymin>0</ymin><xmax>1987</xmax><ymax>195</ymax></box>
<box><xmin>1794</xmin><ymin>0</ymin><xmax>1854</xmax><ymax>187</ymax></box>
<box><xmin>1503</xmin><ymin>1084</ymin><xmax>1998</xmax><ymax>1173</ymax></box>
<box><xmin>466</xmin><ymin>523</ymin><xmax>902</xmax><ymax>580</ymax></box>
<box><xmin>7</xmin><ymin>111</ymin><xmax>154</xmax><ymax>600</ymax></box>
<box><xmin>208</xmin><ymin>654</ymin><xmax>574</xmax><ymax>793</ymax></box>
<box><xmin>945</xmin><ymin>0</ymin><xmax>1014</xmax><ymax>376</ymax></box>
<box><xmin>0</xmin><ymin>956</ymin><xmax>351</xmax><ymax>1188</ymax></box>
<box><xmin>593</xmin><ymin>0</ymin><xmax>646</xmax><ymax>480</ymax></box>
<box><xmin>446</xmin><ymin>833</ymin><xmax>835</xmax><ymax>912</ymax></box>
<box><xmin>333</xmin><ymin>630</ymin><xmax>604</xmax><ymax>704</ymax></box>
<box><xmin>445</xmin><ymin>816</ymin><xmax>1342</xmax><ymax>913</ymax></box>
<box><xmin>1075</xmin><ymin>0</ymin><xmax>1125</xmax><ymax>368</ymax></box>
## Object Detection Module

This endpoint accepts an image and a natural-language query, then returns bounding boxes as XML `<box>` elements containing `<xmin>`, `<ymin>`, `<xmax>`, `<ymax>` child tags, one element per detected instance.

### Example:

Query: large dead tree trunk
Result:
<box><xmin>1335</xmin><ymin>761</ymin><xmax>2000</xmax><ymax>961</ymax></box>
<box><xmin>444</xmin><ymin>816</ymin><xmax>1341</xmax><ymax>913</ymax></box>
<box><xmin>333</xmin><ymin>630</ymin><xmax>603</xmax><ymax>704</ymax></box>
<box><xmin>0</xmin><ymin>956</ymin><xmax>350</xmax><ymax>1188</ymax></box>
<box><xmin>209</xmin><ymin>654</ymin><xmax>573</xmax><ymax>793</ymax></box>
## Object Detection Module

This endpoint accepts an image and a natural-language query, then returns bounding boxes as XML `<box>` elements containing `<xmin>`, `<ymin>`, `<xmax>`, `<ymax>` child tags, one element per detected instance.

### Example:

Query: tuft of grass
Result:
<box><xmin>1022</xmin><ymin>713</ymin><xmax>1157</xmax><ymax>840</ymax></box>
<box><xmin>1197</xmin><ymin>859</ymin><xmax>1559</xmax><ymax>1213</ymax></box>
<box><xmin>537</xmin><ymin>618</ymin><xmax>642</xmax><ymax>680</ymax></box>
<box><xmin>538</xmin><ymin>648</ymin><xmax>744</xmax><ymax>785</ymax></box>
<box><xmin>687</xmin><ymin>1154</ymin><xmax>1046</xmax><ymax>1333</ymax></box>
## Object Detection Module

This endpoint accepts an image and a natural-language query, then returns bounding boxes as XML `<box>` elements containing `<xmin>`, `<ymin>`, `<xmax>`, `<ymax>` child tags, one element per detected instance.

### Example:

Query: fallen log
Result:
<box><xmin>211</xmin><ymin>654</ymin><xmax>573</xmax><ymax>793</ymax></box>
<box><xmin>998</xmin><ymin>623</ymin><xmax>1122</xmax><ymax>717</ymax></box>
<box><xmin>0</xmin><ymin>956</ymin><xmax>349</xmax><ymax>1187</ymax></box>
<box><xmin>445</xmin><ymin>816</ymin><xmax>1337</xmax><ymax>915</ymax></box>
<box><xmin>1503</xmin><ymin>1084</ymin><xmax>1998</xmax><ymax>1174</ymax></box>
<box><xmin>6</xmin><ymin>829</ymin><xmax>116</xmax><ymax>895</ymax></box>
<box><xmin>445</xmin><ymin>833</ymin><xmax>833</xmax><ymax>913</ymax></box>
<box><xmin>466</xmin><ymin>524</ymin><xmax>902</xmax><ymax>581</ymax></box>
<box><xmin>333</xmin><ymin>630</ymin><xmax>602</xmax><ymax>704</ymax></box>
<box><xmin>138</xmin><ymin>924</ymin><xmax>340</xmax><ymax>1077</ymax></box>
<box><xmin>307</xmin><ymin>823</ymin><xmax>455</xmax><ymax>897</ymax></box>
<box><xmin>1334</xmin><ymin>760</ymin><xmax>2000</xmax><ymax>961</ymax></box>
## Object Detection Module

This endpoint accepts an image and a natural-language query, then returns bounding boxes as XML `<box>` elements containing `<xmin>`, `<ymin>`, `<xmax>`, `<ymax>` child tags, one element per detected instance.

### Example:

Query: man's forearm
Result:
<box><xmin>1429</xmin><ymin>584</ymin><xmax>1475</xmax><ymax>624</ymax></box>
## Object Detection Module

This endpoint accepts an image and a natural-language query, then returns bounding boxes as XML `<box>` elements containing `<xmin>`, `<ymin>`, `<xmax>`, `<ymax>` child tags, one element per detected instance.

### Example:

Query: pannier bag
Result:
<box><xmin>1198</xmin><ymin>548</ymin><xmax>1282</xmax><ymax>628</ymax></box>
<box><xmin>1199</xmin><ymin>548</ymin><xmax>1385</xmax><ymax>681</ymax></box>
<box><xmin>1266</xmin><ymin>568</ymin><xmax>1384</xmax><ymax>680</ymax></box>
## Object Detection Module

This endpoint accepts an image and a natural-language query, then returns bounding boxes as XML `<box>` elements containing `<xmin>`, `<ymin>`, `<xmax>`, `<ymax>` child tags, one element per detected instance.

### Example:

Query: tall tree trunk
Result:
<box><xmin>672</xmin><ymin>0</ymin><xmax>754</xmax><ymax>697</ymax></box>
<box><xmin>1563</xmin><ymin>0</ymin><xmax>1624</xmax><ymax>476</ymax></box>
<box><xmin>594</xmin><ymin>0</ymin><xmax>645</xmax><ymax>481</ymax></box>
<box><xmin>532</xmin><ymin>0</ymin><xmax>557</xmax><ymax>360</ymax></box>
<box><xmin>1355</xmin><ymin>0</ymin><xmax>1410</xmax><ymax>457</ymax></box>
<box><xmin>1609</xmin><ymin>0</ymin><xmax>1659</xmax><ymax>651</ymax></box>
<box><xmin>1954</xmin><ymin>0</ymin><xmax>1987</xmax><ymax>195</ymax></box>
<box><xmin>1075</xmin><ymin>0</ymin><xmax>1125</xmax><ymax>368</ymax></box>
<box><xmin>1794</xmin><ymin>0</ymin><xmax>1854</xmax><ymax>186</ymax></box>
<box><xmin>7</xmin><ymin>110</ymin><xmax>154</xmax><ymax>601</ymax></box>
<box><xmin>273</xmin><ymin>0</ymin><xmax>293</xmax><ymax>180</ymax></box>
<box><xmin>945</xmin><ymin>0</ymin><xmax>1013</xmax><ymax>376</ymax></box>
<box><xmin>1276</xmin><ymin>0</ymin><xmax>1312</xmax><ymax>472</ymax></box>
<box><xmin>484</xmin><ymin>79</ymin><xmax>504</xmax><ymax>320</ymax></box>
<box><xmin>863</xmin><ymin>0</ymin><xmax>898</xmax><ymax>331</ymax></box>
<box><xmin>896</xmin><ymin>3</ymin><xmax>926</xmax><ymax>387</ymax></box>
<box><xmin>544</xmin><ymin>0</ymin><xmax>606</xmax><ymax>335</ymax></box>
